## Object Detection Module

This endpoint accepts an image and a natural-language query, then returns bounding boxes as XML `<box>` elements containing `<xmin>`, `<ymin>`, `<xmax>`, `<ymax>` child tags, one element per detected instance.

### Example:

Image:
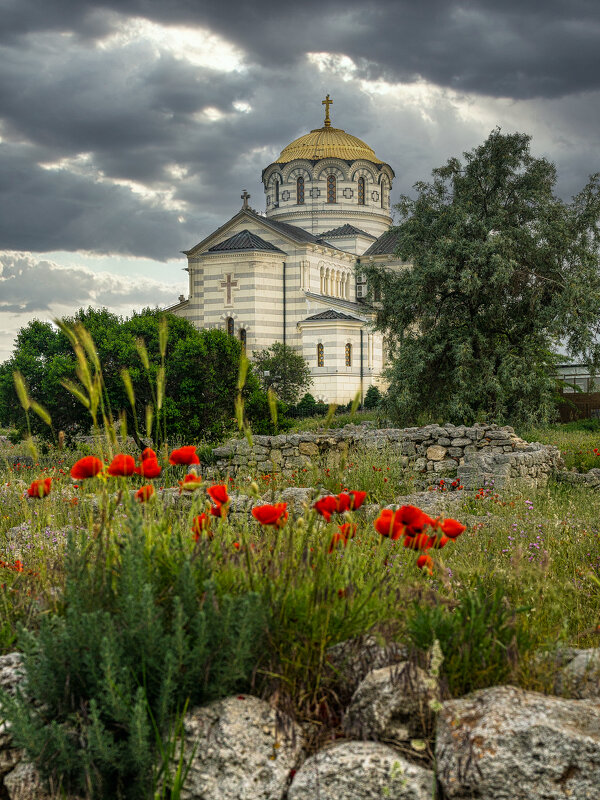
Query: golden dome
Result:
<box><xmin>275</xmin><ymin>126</ymin><xmax>382</xmax><ymax>164</ymax></box>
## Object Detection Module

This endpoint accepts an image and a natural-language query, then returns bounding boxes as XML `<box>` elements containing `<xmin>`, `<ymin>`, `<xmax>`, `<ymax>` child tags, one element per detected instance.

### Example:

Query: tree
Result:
<box><xmin>363</xmin><ymin>129</ymin><xmax>600</xmax><ymax>426</ymax></box>
<box><xmin>0</xmin><ymin>307</ymin><xmax>266</xmax><ymax>444</ymax></box>
<box><xmin>252</xmin><ymin>342</ymin><xmax>312</xmax><ymax>405</ymax></box>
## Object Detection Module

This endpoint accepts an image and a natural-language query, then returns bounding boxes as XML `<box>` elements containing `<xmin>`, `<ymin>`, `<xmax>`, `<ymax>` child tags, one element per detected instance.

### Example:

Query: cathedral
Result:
<box><xmin>168</xmin><ymin>96</ymin><xmax>403</xmax><ymax>404</ymax></box>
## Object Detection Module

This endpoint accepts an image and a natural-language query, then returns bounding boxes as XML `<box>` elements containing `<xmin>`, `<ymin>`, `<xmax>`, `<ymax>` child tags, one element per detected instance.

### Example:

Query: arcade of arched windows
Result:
<box><xmin>319</xmin><ymin>266</ymin><xmax>352</xmax><ymax>300</ymax></box>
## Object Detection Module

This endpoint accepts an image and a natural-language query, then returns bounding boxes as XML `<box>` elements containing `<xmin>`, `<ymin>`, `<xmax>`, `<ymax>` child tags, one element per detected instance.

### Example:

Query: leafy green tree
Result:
<box><xmin>363</xmin><ymin>129</ymin><xmax>600</xmax><ymax>426</ymax></box>
<box><xmin>0</xmin><ymin>307</ymin><xmax>265</xmax><ymax>444</ymax></box>
<box><xmin>252</xmin><ymin>342</ymin><xmax>312</xmax><ymax>405</ymax></box>
<box><xmin>363</xmin><ymin>384</ymin><xmax>382</xmax><ymax>410</ymax></box>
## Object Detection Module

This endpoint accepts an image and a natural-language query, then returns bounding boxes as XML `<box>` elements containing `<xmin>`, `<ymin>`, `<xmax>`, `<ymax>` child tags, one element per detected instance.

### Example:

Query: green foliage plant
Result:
<box><xmin>363</xmin><ymin>129</ymin><xmax>600</xmax><ymax>427</ymax></box>
<box><xmin>405</xmin><ymin>579</ymin><xmax>533</xmax><ymax>697</ymax></box>
<box><xmin>363</xmin><ymin>384</ymin><xmax>382</xmax><ymax>410</ymax></box>
<box><xmin>0</xmin><ymin>506</ymin><xmax>266</xmax><ymax>800</ymax></box>
<box><xmin>252</xmin><ymin>342</ymin><xmax>312</xmax><ymax>405</ymax></box>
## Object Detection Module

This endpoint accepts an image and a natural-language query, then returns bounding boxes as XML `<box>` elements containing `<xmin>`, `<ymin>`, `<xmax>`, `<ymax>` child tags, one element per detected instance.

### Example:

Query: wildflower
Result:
<box><xmin>328</xmin><ymin>532</ymin><xmax>348</xmax><ymax>553</ymax></box>
<box><xmin>192</xmin><ymin>513</ymin><xmax>212</xmax><ymax>540</ymax></box>
<box><xmin>169</xmin><ymin>446</ymin><xmax>200</xmax><ymax>465</ymax></box>
<box><xmin>135</xmin><ymin>457</ymin><xmax>161</xmax><ymax>478</ymax></box>
<box><xmin>135</xmin><ymin>485</ymin><xmax>155</xmax><ymax>502</ymax></box>
<box><xmin>107</xmin><ymin>454</ymin><xmax>136</xmax><ymax>477</ymax></box>
<box><xmin>428</xmin><ymin>534</ymin><xmax>450</xmax><ymax>549</ymax></box>
<box><xmin>416</xmin><ymin>554</ymin><xmax>434</xmax><ymax>575</ymax></box>
<box><xmin>403</xmin><ymin>533</ymin><xmax>432</xmax><ymax>551</ymax></box>
<box><xmin>440</xmin><ymin>518</ymin><xmax>466</xmax><ymax>539</ymax></box>
<box><xmin>336</xmin><ymin>493</ymin><xmax>352</xmax><ymax>513</ymax></box>
<box><xmin>13</xmin><ymin>560</ymin><xmax>24</xmax><ymax>573</ymax></box>
<box><xmin>338</xmin><ymin>522</ymin><xmax>357</xmax><ymax>540</ymax></box>
<box><xmin>374</xmin><ymin>508</ymin><xmax>404</xmax><ymax>540</ymax></box>
<box><xmin>252</xmin><ymin>503</ymin><xmax>289</xmax><ymax>528</ymax></box>
<box><xmin>207</xmin><ymin>484</ymin><xmax>229</xmax><ymax>506</ymax></box>
<box><xmin>179</xmin><ymin>471</ymin><xmax>203</xmax><ymax>493</ymax></box>
<box><xmin>27</xmin><ymin>478</ymin><xmax>52</xmax><ymax>498</ymax></box>
<box><xmin>313</xmin><ymin>495</ymin><xmax>338</xmax><ymax>522</ymax></box>
<box><xmin>70</xmin><ymin>456</ymin><xmax>104</xmax><ymax>480</ymax></box>
<box><xmin>397</xmin><ymin>505</ymin><xmax>436</xmax><ymax>535</ymax></box>
<box><xmin>142</xmin><ymin>447</ymin><xmax>157</xmax><ymax>461</ymax></box>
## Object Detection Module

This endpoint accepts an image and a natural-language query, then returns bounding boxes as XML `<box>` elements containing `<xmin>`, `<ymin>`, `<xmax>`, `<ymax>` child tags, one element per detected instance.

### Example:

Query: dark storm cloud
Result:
<box><xmin>0</xmin><ymin>0</ymin><xmax>599</xmax><ymax>264</ymax></box>
<box><xmin>3</xmin><ymin>0</ymin><xmax>600</xmax><ymax>99</ymax></box>
<box><xmin>0</xmin><ymin>253</ymin><xmax>178</xmax><ymax>312</ymax></box>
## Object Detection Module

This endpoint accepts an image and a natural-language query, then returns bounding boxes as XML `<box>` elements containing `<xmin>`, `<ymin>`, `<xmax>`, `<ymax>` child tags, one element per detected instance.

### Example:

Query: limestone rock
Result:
<box><xmin>279</xmin><ymin>487</ymin><xmax>314</xmax><ymax>512</ymax></box>
<box><xmin>559</xmin><ymin>648</ymin><xmax>600</xmax><ymax>698</ymax></box>
<box><xmin>426</xmin><ymin>445</ymin><xmax>446</xmax><ymax>461</ymax></box>
<box><xmin>0</xmin><ymin>653</ymin><xmax>24</xmax><ymax>698</ymax></box>
<box><xmin>326</xmin><ymin>635</ymin><xmax>408</xmax><ymax>695</ymax></box>
<box><xmin>3</xmin><ymin>762</ymin><xmax>53</xmax><ymax>800</ymax></box>
<box><xmin>288</xmin><ymin>741</ymin><xmax>434</xmax><ymax>800</ymax></box>
<box><xmin>436</xmin><ymin>685</ymin><xmax>600</xmax><ymax>800</ymax></box>
<box><xmin>343</xmin><ymin>663</ymin><xmax>437</xmax><ymax>744</ymax></box>
<box><xmin>177</xmin><ymin>695</ymin><xmax>303</xmax><ymax>800</ymax></box>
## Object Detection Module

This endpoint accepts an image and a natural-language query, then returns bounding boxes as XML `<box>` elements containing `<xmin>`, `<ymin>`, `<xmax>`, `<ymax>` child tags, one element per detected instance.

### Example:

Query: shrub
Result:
<box><xmin>363</xmin><ymin>384</ymin><xmax>382</xmax><ymax>410</ymax></box>
<box><xmin>1</xmin><ymin>507</ymin><xmax>266</xmax><ymax>799</ymax></box>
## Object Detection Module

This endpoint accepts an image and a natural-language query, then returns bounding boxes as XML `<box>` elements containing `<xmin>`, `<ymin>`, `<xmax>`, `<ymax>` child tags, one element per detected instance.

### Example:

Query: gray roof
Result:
<box><xmin>320</xmin><ymin>224</ymin><xmax>374</xmax><ymax>239</ymax></box>
<box><xmin>207</xmin><ymin>229</ymin><xmax>285</xmax><ymax>253</ymax></box>
<box><xmin>303</xmin><ymin>309</ymin><xmax>362</xmax><ymax>322</ymax></box>
<box><xmin>362</xmin><ymin>228</ymin><xmax>402</xmax><ymax>256</ymax></box>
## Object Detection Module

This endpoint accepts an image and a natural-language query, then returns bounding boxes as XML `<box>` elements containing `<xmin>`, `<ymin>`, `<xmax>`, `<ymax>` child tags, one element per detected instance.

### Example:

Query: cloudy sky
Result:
<box><xmin>1</xmin><ymin>0</ymin><xmax>599</xmax><ymax>361</ymax></box>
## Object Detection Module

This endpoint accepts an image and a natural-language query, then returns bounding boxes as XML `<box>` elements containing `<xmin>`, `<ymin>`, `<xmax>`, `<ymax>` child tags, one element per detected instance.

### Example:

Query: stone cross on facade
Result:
<box><xmin>322</xmin><ymin>94</ymin><xmax>333</xmax><ymax>127</ymax></box>
<box><xmin>241</xmin><ymin>189</ymin><xmax>250</xmax><ymax>209</ymax></box>
<box><xmin>221</xmin><ymin>272</ymin><xmax>238</xmax><ymax>305</ymax></box>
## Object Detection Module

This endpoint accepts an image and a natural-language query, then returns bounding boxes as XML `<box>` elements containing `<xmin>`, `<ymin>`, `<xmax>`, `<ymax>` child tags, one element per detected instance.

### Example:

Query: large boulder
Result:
<box><xmin>343</xmin><ymin>662</ymin><xmax>437</xmax><ymax>744</ymax></box>
<box><xmin>3</xmin><ymin>762</ymin><xmax>53</xmax><ymax>800</ymax></box>
<box><xmin>436</xmin><ymin>685</ymin><xmax>600</xmax><ymax>799</ymax></box>
<box><xmin>177</xmin><ymin>694</ymin><xmax>303</xmax><ymax>800</ymax></box>
<box><xmin>288</xmin><ymin>741</ymin><xmax>433</xmax><ymax>800</ymax></box>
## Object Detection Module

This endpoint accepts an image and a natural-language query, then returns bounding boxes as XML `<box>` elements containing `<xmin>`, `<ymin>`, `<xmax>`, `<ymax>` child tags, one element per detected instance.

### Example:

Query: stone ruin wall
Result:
<box><xmin>211</xmin><ymin>423</ymin><xmax>563</xmax><ymax>490</ymax></box>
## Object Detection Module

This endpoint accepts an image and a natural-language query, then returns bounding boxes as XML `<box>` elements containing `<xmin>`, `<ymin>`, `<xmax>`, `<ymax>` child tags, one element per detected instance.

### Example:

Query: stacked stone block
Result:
<box><xmin>210</xmin><ymin>423</ymin><xmax>562</xmax><ymax>489</ymax></box>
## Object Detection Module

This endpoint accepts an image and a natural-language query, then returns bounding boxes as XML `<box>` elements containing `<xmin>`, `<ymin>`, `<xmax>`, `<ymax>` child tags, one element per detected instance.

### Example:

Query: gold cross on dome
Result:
<box><xmin>322</xmin><ymin>94</ymin><xmax>333</xmax><ymax>127</ymax></box>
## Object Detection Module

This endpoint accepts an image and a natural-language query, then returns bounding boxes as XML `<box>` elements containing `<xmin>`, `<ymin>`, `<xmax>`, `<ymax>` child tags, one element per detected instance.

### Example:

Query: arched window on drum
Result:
<box><xmin>317</xmin><ymin>343</ymin><xmax>325</xmax><ymax>367</ymax></box>
<box><xmin>297</xmin><ymin>176</ymin><xmax>305</xmax><ymax>205</ymax></box>
<box><xmin>226</xmin><ymin>317</ymin><xmax>234</xmax><ymax>336</ymax></box>
<box><xmin>357</xmin><ymin>177</ymin><xmax>365</xmax><ymax>205</ymax></box>
<box><xmin>345</xmin><ymin>342</ymin><xmax>352</xmax><ymax>367</ymax></box>
<box><xmin>327</xmin><ymin>175</ymin><xmax>336</xmax><ymax>203</ymax></box>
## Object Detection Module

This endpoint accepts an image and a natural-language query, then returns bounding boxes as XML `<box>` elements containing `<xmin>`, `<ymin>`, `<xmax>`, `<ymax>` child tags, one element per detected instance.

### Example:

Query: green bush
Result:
<box><xmin>363</xmin><ymin>385</ymin><xmax>382</xmax><ymax>410</ymax></box>
<box><xmin>1</xmin><ymin>508</ymin><xmax>266</xmax><ymax>799</ymax></box>
<box><xmin>405</xmin><ymin>580</ymin><xmax>532</xmax><ymax>697</ymax></box>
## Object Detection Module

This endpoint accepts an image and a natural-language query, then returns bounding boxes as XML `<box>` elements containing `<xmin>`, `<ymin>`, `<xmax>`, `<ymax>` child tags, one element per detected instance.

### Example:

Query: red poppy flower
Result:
<box><xmin>142</xmin><ymin>447</ymin><xmax>157</xmax><ymax>461</ymax></box>
<box><xmin>374</xmin><ymin>508</ymin><xmax>404</xmax><ymax>540</ymax></box>
<box><xmin>179</xmin><ymin>471</ymin><xmax>203</xmax><ymax>493</ymax></box>
<box><xmin>70</xmin><ymin>456</ymin><xmax>104</xmax><ymax>479</ymax></box>
<box><xmin>252</xmin><ymin>503</ymin><xmax>289</xmax><ymax>527</ymax></box>
<box><xmin>169</xmin><ymin>446</ymin><xmax>200</xmax><ymax>465</ymax></box>
<box><xmin>440</xmin><ymin>518</ymin><xmax>466</xmax><ymax>539</ymax></box>
<box><xmin>313</xmin><ymin>495</ymin><xmax>338</xmax><ymax>522</ymax></box>
<box><xmin>13</xmin><ymin>560</ymin><xmax>24</xmax><ymax>573</ymax></box>
<box><xmin>135</xmin><ymin>485</ymin><xmax>155</xmax><ymax>502</ymax></box>
<box><xmin>338</xmin><ymin>522</ymin><xmax>357</xmax><ymax>540</ymax></box>
<box><xmin>207</xmin><ymin>484</ymin><xmax>229</xmax><ymax>506</ymax></box>
<box><xmin>135</xmin><ymin>457</ymin><xmax>161</xmax><ymax>478</ymax></box>
<box><xmin>416</xmin><ymin>554</ymin><xmax>434</xmax><ymax>575</ymax></box>
<box><xmin>192</xmin><ymin>513</ymin><xmax>212</xmax><ymax>540</ymax></box>
<box><xmin>428</xmin><ymin>534</ymin><xmax>450</xmax><ymax>549</ymax></box>
<box><xmin>336</xmin><ymin>493</ymin><xmax>352</xmax><ymax>513</ymax></box>
<box><xmin>107</xmin><ymin>454</ymin><xmax>136</xmax><ymax>477</ymax></box>
<box><xmin>397</xmin><ymin>505</ymin><xmax>435</xmax><ymax>535</ymax></box>
<box><xmin>27</xmin><ymin>478</ymin><xmax>52</xmax><ymax>498</ymax></box>
<box><xmin>403</xmin><ymin>533</ymin><xmax>432</xmax><ymax>551</ymax></box>
<box><xmin>348</xmin><ymin>490</ymin><xmax>367</xmax><ymax>510</ymax></box>
<box><xmin>328</xmin><ymin>532</ymin><xmax>349</xmax><ymax>553</ymax></box>
<box><xmin>210</xmin><ymin>503</ymin><xmax>227</xmax><ymax>518</ymax></box>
